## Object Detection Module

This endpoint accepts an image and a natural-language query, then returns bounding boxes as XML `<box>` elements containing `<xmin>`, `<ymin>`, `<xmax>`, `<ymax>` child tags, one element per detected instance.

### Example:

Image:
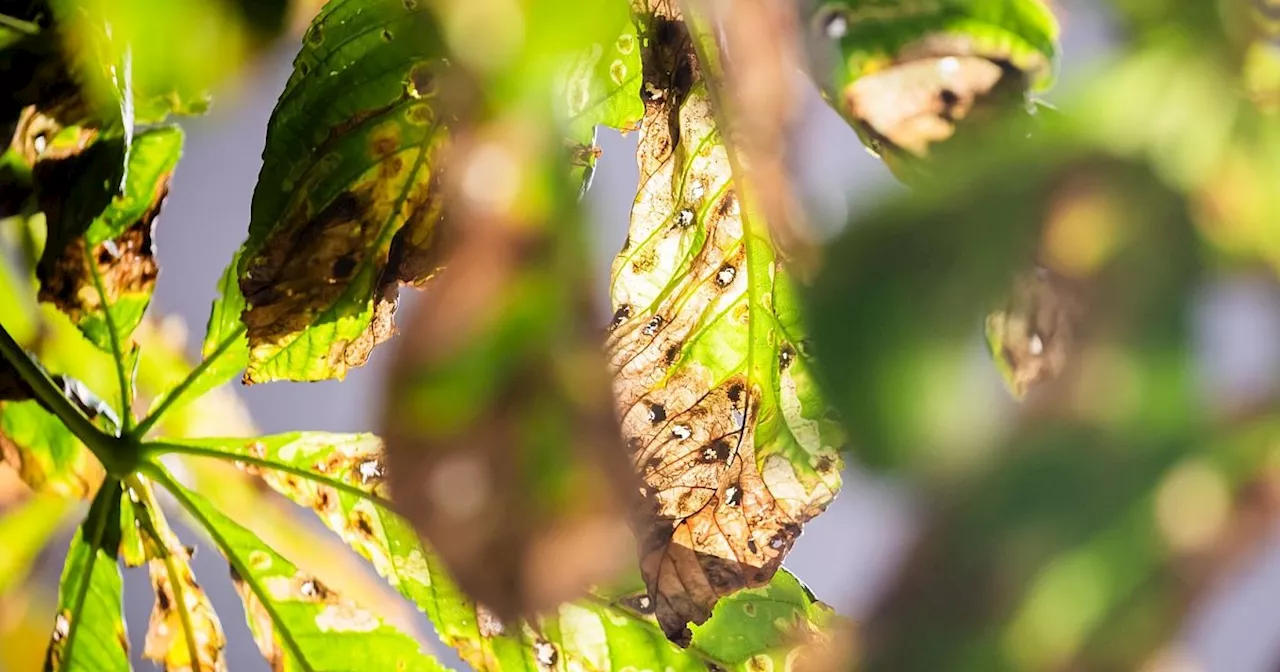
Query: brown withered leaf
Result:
<box><xmin>143</xmin><ymin>547</ymin><xmax>227</xmax><ymax>672</ymax></box>
<box><xmin>126</xmin><ymin>479</ymin><xmax>227</xmax><ymax>672</ymax></box>
<box><xmin>843</xmin><ymin>47</ymin><xmax>1025</xmax><ymax>157</ymax></box>
<box><xmin>382</xmin><ymin>123</ymin><xmax>636</xmax><ymax>620</ymax></box>
<box><xmin>609</xmin><ymin>3</ymin><xmax>843</xmax><ymax>643</ymax></box>
<box><xmin>684</xmin><ymin>0</ymin><xmax>818</xmax><ymax>269</ymax></box>
<box><xmin>35</xmin><ymin>126</ymin><xmax>182</xmax><ymax>353</ymax></box>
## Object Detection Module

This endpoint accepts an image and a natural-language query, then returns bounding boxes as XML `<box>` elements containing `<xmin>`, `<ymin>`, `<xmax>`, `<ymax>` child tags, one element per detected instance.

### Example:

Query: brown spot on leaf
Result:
<box><xmin>369</xmin><ymin>121</ymin><xmax>402</xmax><ymax>159</ymax></box>
<box><xmin>143</xmin><ymin>524</ymin><xmax>226</xmax><ymax>671</ymax></box>
<box><xmin>609</xmin><ymin>304</ymin><xmax>632</xmax><ymax>331</ymax></box>
<box><xmin>407</xmin><ymin>61</ymin><xmax>439</xmax><ymax>99</ymax></box>
<box><xmin>37</xmin><ymin>178</ymin><xmax>166</xmax><ymax>335</ymax></box>
<box><xmin>779</xmin><ymin>343</ymin><xmax>795</xmax><ymax>370</ymax></box>
<box><xmin>607</xmin><ymin>3</ymin><xmax>844</xmax><ymax>642</ymax></box>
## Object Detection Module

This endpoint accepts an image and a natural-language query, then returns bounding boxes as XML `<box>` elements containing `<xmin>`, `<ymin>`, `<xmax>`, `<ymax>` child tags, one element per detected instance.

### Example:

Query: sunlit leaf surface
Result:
<box><xmin>802</xmin><ymin>0</ymin><xmax>1057</xmax><ymax>174</ymax></box>
<box><xmin>237</xmin><ymin>0</ymin><xmax>452</xmax><ymax>383</ymax></box>
<box><xmin>608</xmin><ymin>3</ymin><xmax>843</xmax><ymax>641</ymax></box>
<box><xmin>558</xmin><ymin>16</ymin><xmax>643</xmax><ymax>192</ymax></box>
<box><xmin>154</xmin><ymin>432</ymin><xmax>840</xmax><ymax>670</ymax></box>
<box><xmin>157</xmin><ymin>471</ymin><xmax>446</xmax><ymax>672</ymax></box>
<box><xmin>44</xmin><ymin>480</ymin><xmax>129</xmax><ymax>672</ymax></box>
<box><xmin>690</xmin><ymin>569</ymin><xmax>850</xmax><ymax>670</ymax></box>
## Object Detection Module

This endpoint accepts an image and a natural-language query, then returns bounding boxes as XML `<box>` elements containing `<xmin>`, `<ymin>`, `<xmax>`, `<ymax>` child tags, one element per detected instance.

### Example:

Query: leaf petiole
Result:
<box><xmin>130</xmin><ymin>325</ymin><xmax>246</xmax><ymax>440</ymax></box>
<box><xmin>141</xmin><ymin>439</ymin><xmax>397</xmax><ymax>510</ymax></box>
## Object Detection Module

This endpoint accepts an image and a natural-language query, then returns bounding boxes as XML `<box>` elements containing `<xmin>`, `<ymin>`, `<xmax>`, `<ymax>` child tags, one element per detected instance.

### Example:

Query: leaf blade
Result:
<box><xmin>1</xmin><ymin>400</ymin><xmax>104</xmax><ymax>497</ymax></box>
<box><xmin>37</xmin><ymin>125</ymin><xmax>182</xmax><ymax>354</ymax></box>
<box><xmin>608</xmin><ymin>5</ymin><xmax>843</xmax><ymax>640</ymax></box>
<box><xmin>237</xmin><ymin>0</ymin><xmax>452</xmax><ymax>383</ymax></box>
<box><xmin>44</xmin><ymin>479</ymin><xmax>130</xmax><ymax>672</ymax></box>
<box><xmin>150</xmin><ymin>464</ymin><xmax>448</xmax><ymax>672</ymax></box>
<box><xmin>122</xmin><ymin>477</ymin><xmax>228</xmax><ymax>672</ymax></box>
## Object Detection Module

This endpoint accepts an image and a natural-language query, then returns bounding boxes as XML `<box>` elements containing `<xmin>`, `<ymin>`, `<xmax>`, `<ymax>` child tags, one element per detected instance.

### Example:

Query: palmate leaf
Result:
<box><xmin>151</xmin><ymin>466</ymin><xmax>447</xmax><ymax>672</ymax></box>
<box><xmin>37</xmin><ymin>125</ymin><xmax>182</xmax><ymax>355</ymax></box>
<box><xmin>801</xmin><ymin>0</ymin><xmax>1057</xmax><ymax>175</ymax></box>
<box><xmin>150</xmin><ymin>433</ymin><xmax>848</xmax><ymax>671</ymax></box>
<box><xmin>235</xmin><ymin>0</ymin><xmax>646</xmax><ymax>383</ymax></box>
<box><xmin>689</xmin><ymin>569</ymin><xmax>849</xmax><ymax>670</ymax></box>
<box><xmin>236</xmin><ymin>0</ymin><xmax>452</xmax><ymax>383</ymax></box>
<box><xmin>44</xmin><ymin>479</ymin><xmax>129</xmax><ymax>672</ymax></box>
<box><xmin>608</xmin><ymin>3</ymin><xmax>843</xmax><ymax>640</ymax></box>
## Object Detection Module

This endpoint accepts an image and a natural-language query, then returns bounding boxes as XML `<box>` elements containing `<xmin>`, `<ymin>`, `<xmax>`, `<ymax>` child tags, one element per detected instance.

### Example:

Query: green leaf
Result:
<box><xmin>37</xmin><ymin>125</ymin><xmax>182</xmax><ymax>355</ymax></box>
<box><xmin>151</xmin><ymin>466</ymin><xmax>448</xmax><ymax>672</ymax></box>
<box><xmin>561</xmin><ymin>17</ymin><xmax>643</xmax><ymax>138</ymax></box>
<box><xmin>556</xmin><ymin>17</ymin><xmax>642</xmax><ymax>194</ymax></box>
<box><xmin>237</xmin><ymin>0</ymin><xmax>452</xmax><ymax>383</ymax></box>
<box><xmin>44</xmin><ymin>478</ymin><xmax>130</xmax><ymax>672</ymax></box>
<box><xmin>151</xmin><ymin>432</ymin><xmax>428</xmax><ymax>601</ymax></box>
<box><xmin>802</xmin><ymin>0</ymin><xmax>1058</xmax><ymax>173</ymax></box>
<box><xmin>689</xmin><ymin>570</ymin><xmax>842</xmax><ymax>668</ymax></box>
<box><xmin>608</xmin><ymin>6</ymin><xmax>843</xmax><ymax>639</ymax></box>
<box><xmin>201</xmin><ymin>252</ymin><xmax>249</xmax><ymax>375</ymax></box>
<box><xmin>148</xmin><ymin>433</ymin><xmax>845</xmax><ymax>670</ymax></box>
<box><xmin>557</xmin><ymin>14</ymin><xmax>643</xmax><ymax>162</ymax></box>
<box><xmin>1</xmin><ymin>400</ymin><xmax>103</xmax><ymax>497</ymax></box>
<box><xmin>0</xmin><ymin>492</ymin><xmax>73</xmax><ymax>596</ymax></box>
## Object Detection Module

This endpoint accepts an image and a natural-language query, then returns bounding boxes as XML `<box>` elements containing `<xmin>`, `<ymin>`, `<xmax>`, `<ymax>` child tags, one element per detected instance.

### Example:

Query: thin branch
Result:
<box><xmin>131</xmin><ymin>325</ymin><xmax>246</xmax><ymax>439</ymax></box>
<box><xmin>0</xmin><ymin>12</ymin><xmax>40</xmax><ymax>36</ymax></box>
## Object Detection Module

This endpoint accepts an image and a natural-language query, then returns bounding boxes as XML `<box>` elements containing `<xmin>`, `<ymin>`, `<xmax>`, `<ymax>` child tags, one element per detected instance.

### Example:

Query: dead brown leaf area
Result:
<box><xmin>238</xmin><ymin>95</ymin><xmax>450</xmax><ymax>382</ymax></box>
<box><xmin>38</xmin><ymin>215</ymin><xmax>161</xmax><ymax>322</ymax></box>
<box><xmin>608</xmin><ymin>5</ymin><xmax>839</xmax><ymax>643</ymax></box>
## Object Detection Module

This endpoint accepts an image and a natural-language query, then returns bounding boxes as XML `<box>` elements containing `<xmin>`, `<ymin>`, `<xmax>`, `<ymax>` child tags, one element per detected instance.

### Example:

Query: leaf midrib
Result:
<box><xmin>149</xmin><ymin>467</ymin><xmax>318</xmax><ymax>672</ymax></box>
<box><xmin>60</xmin><ymin>477</ymin><xmax>120</xmax><ymax>672</ymax></box>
